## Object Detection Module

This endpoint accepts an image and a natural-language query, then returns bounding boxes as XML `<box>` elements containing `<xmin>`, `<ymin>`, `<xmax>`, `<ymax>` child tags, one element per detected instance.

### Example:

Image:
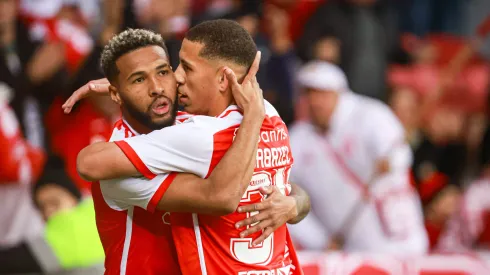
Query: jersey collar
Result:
<box><xmin>217</xmin><ymin>105</ymin><xmax>242</xmax><ymax>118</ymax></box>
<box><xmin>122</xmin><ymin>118</ymin><xmax>140</xmax><ymax>136</ymax></box>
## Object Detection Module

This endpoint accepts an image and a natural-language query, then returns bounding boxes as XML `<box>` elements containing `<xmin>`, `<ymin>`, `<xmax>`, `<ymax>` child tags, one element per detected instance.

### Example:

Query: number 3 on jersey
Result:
<box><xmin>229</xmin><ymin>168</ymin><xmax>290</xmax><ymax>265</ymax></box>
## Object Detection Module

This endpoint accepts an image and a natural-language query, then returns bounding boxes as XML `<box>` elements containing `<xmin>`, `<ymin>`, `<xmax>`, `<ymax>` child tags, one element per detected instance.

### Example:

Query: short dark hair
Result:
<box><xmin>185</xmin><ymin>19</ymin><xmax>257</xmax><ymax>68</ymax></box>
<box><xmin>100</xmin><ymin>28</ymin><xmax>169</xmax><ymax>82</ymax></box>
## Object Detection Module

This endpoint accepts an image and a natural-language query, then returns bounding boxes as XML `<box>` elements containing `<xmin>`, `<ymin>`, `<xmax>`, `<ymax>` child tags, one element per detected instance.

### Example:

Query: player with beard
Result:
<box><xmin>74</xmin><ymin>28</ymin><xmax>268</xmax><ymax>275</ymax></box>
<box><xmin>68</xmin><ymin>20</ymin><xmax>307</xmax><ymax>274</ymax></box>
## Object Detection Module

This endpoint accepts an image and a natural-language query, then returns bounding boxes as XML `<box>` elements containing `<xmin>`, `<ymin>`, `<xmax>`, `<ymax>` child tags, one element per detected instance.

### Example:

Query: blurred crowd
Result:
<box><xmin>0</xmin><ymin>0</ymin><xmax>489</xmax><ymax>274</ymax></box>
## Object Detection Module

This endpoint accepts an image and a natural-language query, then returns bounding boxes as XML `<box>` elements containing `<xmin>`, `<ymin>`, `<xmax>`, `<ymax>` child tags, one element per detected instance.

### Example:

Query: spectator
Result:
<box><xmin>288</xmin><ymin>61</ymin><xmax>428</xmax><ymax>255</ymax></box>
<box><xmin>0</xmin><ymin>0</ymin><xmax>65</xmax><ymax>151</ymax></box>
<box><xmin>33</xmin><ymin>165</ymin><xmax>104</xmax><ymax>272</ymax></box>
<box><xmin>0</xmin><ymin>100</ymin><xmax>46</xmax><ymax>274</ymax></box>
<box><xmin>297</xmin><ymin>0</ymin><xmax>403</xmax><ymax>100</ymax></box>
<box><xmin>135</xmin><ymin>0</ymin><xmax>191</xmax><ymax>68</ymax></box>
<box><xmin>437</xmin><ymin>154</ymin><xmax>490</xmax><ymax>252</ymax></box>
<box><xmin>34</xmin><ymin>158</ymin><xmax>82</xmax><ymax>220</ymax></box>
<box><xmin>388</xmin><ymin>85</ymin><xmax>421</xmax><ymax>145</ymax></box>
<box><xmin>0</xmin><ymin>159</ymin><xmax>105</xmax><ymax>274</ymax></box>
<box><xmin>228</xmin><ymin>3</ymin><xmax>298</xmax><ymax>125</ymax></box>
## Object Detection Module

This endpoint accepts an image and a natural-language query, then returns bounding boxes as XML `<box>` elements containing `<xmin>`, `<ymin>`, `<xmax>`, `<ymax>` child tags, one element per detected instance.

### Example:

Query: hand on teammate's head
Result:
<box><xmin>224</xmin><ymin>51</ymin><xmax>264</xmax><ymax>116</ymax></box>
<box><xmin>62</xmin><ymin>78</ymin><xmax>111</xmax><ymax>114</ymax></box>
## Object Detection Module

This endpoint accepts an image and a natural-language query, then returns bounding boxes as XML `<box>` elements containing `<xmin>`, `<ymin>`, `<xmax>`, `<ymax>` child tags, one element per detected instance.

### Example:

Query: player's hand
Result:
<box><xmin>223</xmin><ymin>51</ymin><xmax>264</xmax><ymax>117</ymax></box>
<box><xmin>235</xmin><ymin>186</ymin><xmax>298</xmax><ymax>246</ymax></box>
<box><xmin>62</xmin><ymin>78</ymin><xmax>111</xmax><ymax>114</ymax></box>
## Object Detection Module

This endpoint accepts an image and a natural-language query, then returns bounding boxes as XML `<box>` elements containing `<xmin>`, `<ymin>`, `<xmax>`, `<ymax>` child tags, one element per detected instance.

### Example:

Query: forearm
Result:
<box><xmin>206</xmin><ymin>109</ymin><xmax>263</xmax><ymax>209</ymax></box>
<box><xmin>157</xmin><ymin>110</ymin><xmax>263</xmax><ymax>215</ymax></box>
<box><xmin>157</xmin><ymin>173</ymin><xmax>237</xmax><ymax>215</ymax></box>
<box><xmin>77</xmin><ymin>142</ymin><xmax>139</xmax><ymax>181</ymax></box>
<box><xmin>288</xmin><ymin>183</ymin><xmax>311</xmax><ymax>224</ymax></box>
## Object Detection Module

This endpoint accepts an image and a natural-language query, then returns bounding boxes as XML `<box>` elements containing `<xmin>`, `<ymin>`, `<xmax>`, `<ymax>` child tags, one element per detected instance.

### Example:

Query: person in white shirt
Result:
<box><xmin>288</xmin><ymin>60</ymin><xmax>429</xmax><ymax>255</ymax></box>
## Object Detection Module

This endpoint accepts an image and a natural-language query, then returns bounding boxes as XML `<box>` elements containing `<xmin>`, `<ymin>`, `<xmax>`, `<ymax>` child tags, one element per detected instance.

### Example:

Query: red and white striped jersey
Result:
<box><xmin>93</xmin><ymin>113</ymin><xmax>190</xmax><ymax>275</ymax></box>
<box><xmin>114</xmin><ymin>101</ymin><xmax>302</xmax><ymax>275</ymax></box>
<box><xmin>438</xmin><ymin>178</ymin><xmax>490</xmax><ymax>252</ymax></box>
<box><xmin>288</xmin><ymin>92</ymin><xmax>428</xmax><ymax>255</ymax></box>
<box><xmin>0</xmin><ymin>102</ymin><xmax>45</xmax><ymax>247</ymax></box>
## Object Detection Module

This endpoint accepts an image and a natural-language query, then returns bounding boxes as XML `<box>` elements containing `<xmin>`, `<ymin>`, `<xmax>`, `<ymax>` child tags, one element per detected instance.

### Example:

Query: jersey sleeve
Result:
<box><xmin>114</xmin><ymin>120</ymin><xmax>214</xmax><ymax>179</ymax></box>
<box><xmin>100</xmin><ymin>172</ymin><xmax>177</xmax><ymax>213</ymax></box>
<box><xmin>367</xmin><ymin>107</ymin><xmax>412</xmax><ymax>175</ymax></box>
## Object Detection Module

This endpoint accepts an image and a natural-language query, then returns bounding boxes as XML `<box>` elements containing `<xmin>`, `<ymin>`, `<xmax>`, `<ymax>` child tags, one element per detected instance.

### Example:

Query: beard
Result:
<box><xmin>122</xmin><ymin>93</ymin><xmax>178</xmax><ymax>131</ymax></box>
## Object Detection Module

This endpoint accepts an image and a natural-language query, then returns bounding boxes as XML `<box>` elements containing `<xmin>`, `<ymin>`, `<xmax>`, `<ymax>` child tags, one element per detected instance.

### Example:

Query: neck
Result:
<box><xmin>122</xmin><ymin>110</ymin><xmax>152</xmax><ymax>135</ymax></box>
<box><xmin>314</xmin><ymin>123</ymin><xmax>329</xmax><ymax>135</ymax></box>
<box><xmin>206</xmin><ymin>94</ymin><xmax>234</xmax><ymax>117</ymax></box>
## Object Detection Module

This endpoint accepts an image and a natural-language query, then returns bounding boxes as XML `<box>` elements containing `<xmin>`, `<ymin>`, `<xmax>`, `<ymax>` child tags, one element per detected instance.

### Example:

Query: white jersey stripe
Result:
<box><xmin>192</xmin><ymin>213</ymin><xmax>207</xmax><ymax>275</ymax></box>
<box><xmin>120</xmin><ymin>206</ymin><xmax>134</xmax><ymax>275</ymax></box>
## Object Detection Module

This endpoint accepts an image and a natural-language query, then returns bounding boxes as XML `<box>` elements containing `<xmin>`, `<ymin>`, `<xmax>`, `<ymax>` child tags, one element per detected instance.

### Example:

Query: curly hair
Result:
<box><xmin>100</xmin><ymin>28</ymin><xmax>169</xmax><ymax>82</ymax></box>
<box><xmin>185</xmin><ymin>19</ymin><xmax>257</xmax><ymax>68</ymax></box>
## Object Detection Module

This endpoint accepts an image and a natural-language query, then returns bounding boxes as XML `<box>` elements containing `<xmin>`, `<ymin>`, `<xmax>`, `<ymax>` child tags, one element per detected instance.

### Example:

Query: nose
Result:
<box><xmin>175</xmin><ymin>64</ymin><xmax>185</xmax><ymax>85</ymax></box>
<box><xmin>149</xmin><ymin>76</ymin><xmax>164</xmax><ymax>97</ymax></box>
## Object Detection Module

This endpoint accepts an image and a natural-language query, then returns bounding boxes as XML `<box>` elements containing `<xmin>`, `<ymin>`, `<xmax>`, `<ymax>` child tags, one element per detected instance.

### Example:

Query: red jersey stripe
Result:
<box><xmin>114</xmin><ymin>140</ymin><xmax>156</xmax><ymax>179</ymax></box>
<box><xmin>147</xmin><ymin>172</ymin><xmax>178</xmax><ymax>213</ymax></box>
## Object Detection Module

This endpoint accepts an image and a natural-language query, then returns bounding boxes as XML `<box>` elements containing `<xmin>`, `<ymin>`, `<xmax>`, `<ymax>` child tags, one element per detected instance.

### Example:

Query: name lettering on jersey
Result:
<box><xmin>256</xmin><ymin>146</ymin><xmax>291</xmax><ymax>169</ymax></box>
<box><xmin>233</xmin><ymin>124</ymin><xmax>292</xmax><ymax>170</ymax></box>
<box><xmin>258</xmin><ymin>128</ymin><xmax>288</xmax><ymax>143</ymax></box>
<box><xmin>233</xmin><ymin>127</ymin><xmax>288</xmax><ymax>143</ymax></box>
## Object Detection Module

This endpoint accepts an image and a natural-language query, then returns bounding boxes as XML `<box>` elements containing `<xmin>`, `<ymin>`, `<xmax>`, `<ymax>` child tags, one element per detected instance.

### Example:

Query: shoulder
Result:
<box><xmin>358</xmin><ymin>95</ymin><xmax>396</xmax><ymax>121</ymax></box>
<box><xmin>465</xmin><ymin>179</ymin><xmax>490</xmax><ymax>200</ymax></box>
<box><xmin>264</xmin><ymin>100</ymin><xmax>280</xmax><ymax>118</ymax></box>
<box><xmin>462</xmin><ymin>179</ymin><xmax>490</xmax><ymax>214</ymax></box>
<box><xmin>109</xmin><ymin>120</ymin><xmax>135</xmax><ymax>142</ymax></box>
<box><xmin>288</xmin><ymin>121</ymin><xmax>314</xmax><ymax>142</ymax></box>
<box><xmin>356</xmin><ymin>94</ymin><xmax>404</xmax><ymax>136</ymax></box>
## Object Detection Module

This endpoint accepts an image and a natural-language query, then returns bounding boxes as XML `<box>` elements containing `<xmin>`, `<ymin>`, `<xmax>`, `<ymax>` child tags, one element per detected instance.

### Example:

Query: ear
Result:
<box><xmin>109</xmin><ymin>85</ymin><xmax>122</xmax><ymax>105</ymax></box>
<box><xmin>217</xmin><ymin>66</ymin><xmax>229</xmax><ymax>94</ymax></box>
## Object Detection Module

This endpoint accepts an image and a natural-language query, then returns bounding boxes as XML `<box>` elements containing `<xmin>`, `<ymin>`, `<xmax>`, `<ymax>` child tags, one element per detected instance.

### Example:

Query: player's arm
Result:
<box><xmin>155</xmin><ymin>58</ymin><xmax>265</xmax><ymax>214</ymax></box>
<box><xmin>233</xmin><ymin>183</ymin><xmax>311</xmax><ymax>245</ymax></box>
<box><xmin>76</xmin><ymin>52</ymin><xmax>262</xmax><ymax>181</ymax></box>
<box><xmin>104</xmin><ymin>99</ymin><xmax>263</xmax><ymax>216</ymax></box>
<box><xmin>288</xmin><ymin>182</ymin><xmax>311</xmax><ymax>224</ymax></box>
<box><xmin>156</xmin><ymin>106</ymin><xmax>263</xmax><ymax>214</ymax></box>
<box><xmin>77</xmin><ymin>141</ymin><xmax>139</xmax><ymax>181</ymax></box>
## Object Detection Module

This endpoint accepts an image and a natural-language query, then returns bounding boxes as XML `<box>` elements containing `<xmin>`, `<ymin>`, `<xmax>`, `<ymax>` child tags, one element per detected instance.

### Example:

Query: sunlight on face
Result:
<box><xmin>114</xmin><ymin>46</ymin><xmax>178</xmax><ymax>130</ymax></box>
<box><xmin>174</xmin><ymin>39</ymin><xmax>223</xmax><ymax>116</ymax></box>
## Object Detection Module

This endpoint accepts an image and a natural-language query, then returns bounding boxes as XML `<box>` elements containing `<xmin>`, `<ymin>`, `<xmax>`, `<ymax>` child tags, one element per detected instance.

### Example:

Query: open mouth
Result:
<box><xmin>151</xmin><ymin>99</ymin><xmax>170</xmax><ymax>115</ymax></box>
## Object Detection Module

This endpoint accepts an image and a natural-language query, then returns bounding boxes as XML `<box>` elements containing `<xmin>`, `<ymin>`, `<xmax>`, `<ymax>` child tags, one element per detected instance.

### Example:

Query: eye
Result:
<box><xmin>133</xmin><ymin>77</ymin><xmax>144</xmax><ymax>84</ymax></box>
<box><xmin>158</xmin><ymin>70</ymin><xmax>169</xmax><ymax>76</ymax></box>
<box><xmin>183</xmin><ymin>64</ymin><xmax>190</xmax><ymax>72</ymax></box>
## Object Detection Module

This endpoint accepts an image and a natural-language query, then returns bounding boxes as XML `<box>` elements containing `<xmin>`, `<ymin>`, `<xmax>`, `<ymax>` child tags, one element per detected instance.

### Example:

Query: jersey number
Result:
<box><xmin>229</xmin><ymin>168</ymin><xmax>290</xmax><ymax>265</ymax></box>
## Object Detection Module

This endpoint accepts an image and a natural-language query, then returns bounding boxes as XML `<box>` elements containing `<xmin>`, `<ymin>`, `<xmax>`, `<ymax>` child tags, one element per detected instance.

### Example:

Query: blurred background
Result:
<box><xmin>0</xmin><ymin>0</ymin><xmax>489</xmax><ymax>274</ymax></box>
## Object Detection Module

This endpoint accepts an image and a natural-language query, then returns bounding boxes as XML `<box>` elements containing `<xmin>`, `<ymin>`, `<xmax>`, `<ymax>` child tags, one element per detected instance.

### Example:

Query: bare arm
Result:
<box><xmin>76</xmin><ymin>52</ymin><xmax>263</xmax><ymax>182</ymax></box>
<box><xmin>288</xmin><ymin>183</ymin><xmax>311</xmax><ymax>224</ymax></box>
<box><xmin>155</xmin><ymin>54</ymin><xmax>264</xmax><ymax>215</ymax></box>
<box><xmin>233</xmin><ymin>183</ymin><xmax>311</xmax><ymax>244</ymax></box>
<box><xmin>157</xmin><ymin>105</ymin><xmax>263</xmax><ymax>215</ymax></box>
<box><xmin>77</xmin><ymin>142</ymin><xmax>138</xmax><ymax>181</ymax></box>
